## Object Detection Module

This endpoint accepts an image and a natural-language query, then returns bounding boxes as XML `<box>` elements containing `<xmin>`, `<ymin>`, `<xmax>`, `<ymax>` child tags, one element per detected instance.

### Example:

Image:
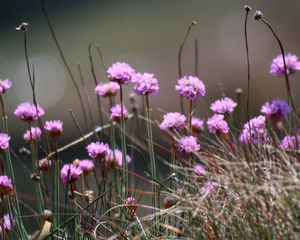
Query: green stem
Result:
<box><xmin>54</xmin><ymin>141</ymin><xmax>60</xmax><ymax>229</ymax></box>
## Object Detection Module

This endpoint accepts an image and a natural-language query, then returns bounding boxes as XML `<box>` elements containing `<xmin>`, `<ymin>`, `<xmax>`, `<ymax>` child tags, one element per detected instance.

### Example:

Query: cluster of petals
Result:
<box><xmin>107</xmin><ymin>62</ymin><xmax>135</xmax><ymax>84</ymax></box>
<box><xmin>60</xmin><ymin>163</ymin><xmax>83</xmax><ymax>184</ymax></box>
<box><xmin>280</xmin><ymin>135</ymin><xmax>300</xmax><ymax>151</ymax></box>
<box><xmin>24</xmin><ymin>127</ymin><xmax>42</xmax><ymax>143</ymax></box>
<box><xmin>194</xmin><ymin>164</ymin><xmax>206</xmax><ymax>176</ymax></box>
<box><xmin>0</xmin><ymin>214</ymin><xmax>15</xmax><ymax>234</ymax></box>
<box><xmin>261</xmin><ymin>99</ymin><xmax>291</xmax><ymax>121</ymax></box>
<box><xmin>0</xmin><ymin>79</ymin><xmax>12</xmax><ymax>94</ymax></box>
<box><xmin>86</xmin><ymin>141</ymin><xmax>110</xmax><ymax>159</ymax></box>
<box><xmin>0</xmin><ymin>133</ymin><xmax>10</xmax><ymax>152</ymax></box>
<box><xmin>177</xmin><ymin>136</ymin><xmax>200</xmax><ymax>154</ymax></box>
<box><xmin>200</xmin><ymin>181</ymin><xmax>215</xmax><ymax>198</ymax></box>
<box><xmin>0</xmin><ymin>175</ymin><xmax>13</xmax><ymax>195</ymax></box>
<box><xmin>95</xmin><ymin>82</ymin><xmax>120</xmax><ymax>97</ymax></box>
<box><xmin>14</xmin><ymin>102</ymin><xmax>45</xmax><ymax>122</ymax></box>
<box><xmin>175</xmin><ymin>76</ymin><xmax>205</xmax><ymax>100</ymax></box>
<box><xmin>207</xmin><ymin>114</ymin><xmax>229</xmax><ymax>135</ymax></box>
<box><xmin>210</xmin><ymin>97</ymin><xmax>237</xmax><ymax>115</ymax></box>
<box><xmin>77</xmin><ymin>159</ymin><xmax>95</xmax><ymax>175</ymax></box>
<box><xmin>191</xmin><ymin>117</ymin><xmax>205</xmax><ymax>134</ymax></box>
<box><xmin>45</xmin><ymin>120</ymin><xmax>63</xmax><ymax>140</ymax></box>
<box><xmin>132</xmin><ymin>72</ymin><xmax>159</xmax><ymax>95</ymax></box>
<box><xmin>239</xmin><ymin>115</ymin><xmax>268</xmax><ymax>145</ymax></box>
<box><xmin>159</xmin><ymin>112</ymin><xmax>186</xmax><ymax>131</ymax></box>
<box><xmin>38</xmin><ymin>158</ymin><xmax>52</xmax><ymax>171</ymax></box>
<box><xmin>270</xmin><ymin>53</ymin><xmax>300</xmax><ymax>77</ymax></box>
<box><xmin>105</xmin><ymin>149</ymin><xmax>132</xmax><ymax>169</ymax></box>
<box><xmin>110</xmin><ymin>104</ymin><xmax>129</xmax><ymax>122</ymax></box>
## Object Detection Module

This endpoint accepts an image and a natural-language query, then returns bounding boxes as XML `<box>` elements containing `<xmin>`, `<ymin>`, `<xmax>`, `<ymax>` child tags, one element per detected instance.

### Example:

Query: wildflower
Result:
<box><xmin>14</xmin><ymin>102</ymin><xmax>45</xmax><ymax>122</ymax></box>
<box><xmin>95</xmin><ymin>82</ymin><xmax>120</xmax><ymax>97</ymax></box>
<box><xmin>270</xmin><ymin>53</ymin><xmax>300</xmax><ymax>77</ymax></box>
<box><xmin>44</xmin><ymin>120</ymin><xmax>63</xmax><ymax>140</ymax></box>
<box><xmin>60</xmin><ymin>164</ymin><xmax>82</xmax><ymax>184</ymax></box>
<box><xmin>159</xmin><ymin>112</ymin><xmax>186</xmax><ymax>131</ymax></box>
<box><xmin>280</xmin><ymin>135</ymin><xmax>300</xmax><ymax>151</ymax></box>
<box><xmin>207</xmin><ymin>114</ymin><xmax>229</xmax><ymax>135</ymax></box>
<box><xmin>0</xmin><ymin>175</ymin><xmax>13</xmax><ymax>196</ymax></box>
<box><xmin>77</xmin><ymin>159</ymin><xmax>94</xmax><ymax>176</ymax></box>
<box><xmin>239</xmin><ymin>115</ymin><xmax>268</xmax><ymax>145</ymax></box>
<box><xmin>194</xmin><ymin>164</ymin><xmax>206</xmax><ymax>176</ymax></box>
<box><xmin>38</xmin><ymin>158</ymin><xmax>52</xmax><ymax>171</ymax></box>
<box><xmin>0</xmin><ymin>214</ymin><xmax>15</xmax><ymax>234</ymax></box>
<box><xmin>105</xmin><ymin>149</ymin><xmax>132</xmax><ymax>169</ymax></box>
<box><xmin>0</xmin><ymin>79</ymin><xmax>12</xmax><ymax>94</ymax></box>
<box><xmin>86</xmin><ymin>141</ymin><xmax>110</xmax><ymax>159</ymax></box>
<box><xmin>175</xmin><ymin>75</ymin><xmax>205</xmax><ymax>100</ymax></box>
<box><xmin>191</xmin><ymin>117</ymin><xmax>205</xmax><ymax>134</ymax></box>
<box><xmin>132</xmin><ymin>72</ymin><xmax>159</xmax><ymax>95</ymax></box>
<box><xmin>124</xmin><ymin>196</ymin><xmax>137</xmax><ymax>213</ymax></box>
<box><xmin>261</xmin><ymin>99</ymin><xmax>291</xmax><ymax>121</ymax></box>
<box><xmin>107</xmin><ymin>62</ymin><xmax>135</xmax><ymax>84</ymax></box>
<box><xmin>43</xmin><ymin>209</ymin><xmax>53</xmax><ymax>222</ymax></box>
<box><xmin>210</xmin><ymin>97</ymin><xmax>237</xmax><ymax>115</ymax></box>
<box><xmin>164</xmin><ymin>196</ymin><xmax>177</xmax><ymax>209</ymax></box>
<box><xmin>200</xmin><ymin>181</ymin><xmax>215</xmax><ymax>198</ymax></box>
<box><xmin>110</xmin><ymin>104</ymin><xmax>129</xmax><ymax>122</ymax></box>
<box><xmin>0</xmin><ymin>133</ymin><xmax>10</xmax><ymax>152</ymax></box>
<box><xmin>23</xmin><ymin>127</ymin><xmax>42</xmax><ymax>143</ymax></box>
<box><xmin>177</xmin><ymin>136</ymin><xmax>200</xmax><ymax>154</ymax></box>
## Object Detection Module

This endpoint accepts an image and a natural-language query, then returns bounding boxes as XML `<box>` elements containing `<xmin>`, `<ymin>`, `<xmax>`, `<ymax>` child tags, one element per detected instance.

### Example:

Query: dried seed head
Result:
<box><xmin>84</xmin><ymin>190</ymin><xmax>94</xmax><ymax>204</ymax></box>
<box><xmin>244</xmin><ymin>5</ymin><xmax>251</xmax><ymax>12</ymax></box>
<box><xmin>31</xmin><ymin>173</ymin><xmax>40</xmax><ymax>182</ymax></box>
<box><xmin>254</xmin><ymin>11</ymin><xmax>263</xmax><ymax>21</ymax></box>
<box><xmin>43</xmin><ymin>209</ymin><xmax>53</xmax><ymax>222</ymax></box>
<box><xmin>235</xmin><ymin>88</ymin><xmax>243</xmax><ymax>96</ymax></box>
<box><xmin>16</xmin><ymin>22</ymin><xmax>29</xmax><ymax>32</ymax></box>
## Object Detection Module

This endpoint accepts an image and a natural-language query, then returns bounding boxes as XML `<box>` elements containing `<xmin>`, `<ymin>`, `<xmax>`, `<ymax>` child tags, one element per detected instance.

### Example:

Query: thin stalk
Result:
<box><xmin>54</xmin><ymin>141</ymin><xmax>60</xmax><ymax>229</ymax></box>
<box><xmin>194</xmin><ymin>38</ymin><xmax>198</xmax><ymax>76</ymax></box>
<box><xmin>244</xmin><ymin>5</ymin><xmax>251</xmax><ymax>119</ymax></box>
<box><xmin>189</xmin><ymin>100</ymin><xmax>193</xmax><ymax>132</ymax></box>
<box><xmin>119</xmin><ymin>85</ymin><xmax>128</xmax><ymax>199</ymax></box>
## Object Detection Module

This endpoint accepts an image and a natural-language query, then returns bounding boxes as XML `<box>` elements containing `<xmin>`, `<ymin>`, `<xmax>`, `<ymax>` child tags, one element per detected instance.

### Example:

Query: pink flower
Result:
<box><xmin>14</xmin><ymin>102</ymin><xmax>45</xmax><ymax>122</ymax></box>
<box><xmin>280</xmin><ymin>135</ymin><xmax>300</xmax><ymax>151</ymax></box>
<box><xmin>0</xmin><ymin>175</ymin><xmax>13</xmax><ymax>195</ymax></box>
<box><xmin>23</xmin><ymin>127</ymin><xmax>42</xmax><ymax>143</ymax></box>
<box><xmin>86</xmin><ymin>141</ymin><xmax>110</xmax><ymax>159</ymax></box>
<box><xmin>60</xmin><ymin>164</ymin><xmax>82</xmax><ymax>184</ymax></box>
<box><xmin>270</xmin><ymin>53</ymin><xmax>300</xmax><ymax>77</ymax></box>
<box><xmin>194</xmin><ymin>164</ymin><xmax>206</xmax><ymax>176</ymax></box>
<box><xmin>177</xmin><ymin>136</ymin><xmax>200</xmax><ymax>154</ymax></box>
<box><xmin>95</xmin><ymin>82</ymin><xmax>120</xmax><ymax>97</ymax></box>
<box><xmin>210</xmin><ymin>97</ymin><xmax>237</xmax><ymax>115</ymax></box>
<box><xmin>159</xmin><ymin>112</ymin><xmax>186</xmax><ymax>131</ymax></box>
<box><xmin>207</xmin><ymin>114</ymin><xmax>229</xmax><ymax>135</ymax></box>
<box><xmin>44</xmin><ymin>120</ymin><xmax>63</xmax><ymax>140</ymax></box>
<box><xmin>200</xmin><ymin>181</ymin><xmax>215</xmax><ymax>198</ymax></box>
<box><xmin>191</xmin><ymin>117</ymin><xmax>205</xmax><ymax>134</ymax></box>
<box><xmin>105</xmin><ymin>149</ymin><xmax>132</xmax><ymax>169</ymax></box>
<box><xmin>0</xmin><ymin>214</ymin><xmax>15</xmax><ymax>234</ymax></box>
<box><xmin>38</xmin><ymin>158</ymin><xmax>52</xmax><ymax>171</ymax></box>
<box><xmin>0</xmin><ymin>133</ymin><xmax>10</xmax><ymax>152</ymax></box>
<box><xmin>132</xmin><ymin>72</ymin><xmax>159</xmax><ymax>95</ymax></box>
<box><xmin>0</xmin><ymin>79</ymin><xmax>12</xmax><ymax>94</ymax></box>
<box><xmin>175</xmin><ymin>76</ymin><xmax>205</xmax><ymax>100</ymax></box>
<box><xmin>77</xmin><ymin>159</ymin><xmax>95</xmax><ymax>175</ymax></box>
<box><xmin>107</xmin><ymin>62</ymin><xmax>135</xmax><ymax>84</ymax></box>
<box><xmin>110</xmin><ymin>104</ymin><xmax>129</xmax><ymax>122</ymax></box>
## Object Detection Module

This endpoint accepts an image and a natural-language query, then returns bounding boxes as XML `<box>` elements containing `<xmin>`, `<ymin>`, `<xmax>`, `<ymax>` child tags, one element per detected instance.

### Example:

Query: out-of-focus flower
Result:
<box><xmin>38</xmin><ymin>158</ymin><xmax>52</xmax><ymax>171</ymax></box>
<box><xmin>86</xmin><ymin>141</ymin><xmax>110</xmax><ymax>159</ymax></box>
<box><xmin>207</xmin><ymin>114</ymin><xmax>229</xmax><ymax>135</ymax></box>
<box><xmin>132</xmin><ymin>72</ymin><xmax>159</xmax><ymax>95</ymax></box>
<box><xmin>239</xmin><ymin>115</ymin><xmax>268</xmax><ymax>145</ymax></box>
<box><xmin>200</xmin><ymin>181</ymin><xmax>215</xmax><ymax>198</ymax></box>
<box><xmin>159</xmin><ymin>112</ymin><xmax>186</xmax><ymax>131</ymax></box>
<box><xmin>0</xmin><ymin>79</ymin><xmax>12</xmax><ymax>94</ymax></box>
<box><xmin>77</xmin><ymin>159</ymin><xmax>94</xmax><ymax>176</ymax></box>
<box><xmin>164</xmin><ymin>196</ymin><xmax>177</xmax><ymax>209</ymax></box>
<box><xmin>210</xmin><ymin>97</ymin><xmax>237</xmax><ymax>115</ymax></box>
<box><xmin>43</xmin><ymin>209</ymin><xmax>53</xmax><ymax>222</ymax></box>
<box><xmin>95</xmin><ymin>82</ymin><xmax>120</xmax><ymax>97</ymax></box>
<box><xmin>0</xmin><ymin>175</ymin><xmax>13</xmax><ymax>196</ymax></box>
<box><xmin>44</xmin><ymin>120</ymin><xmax>63</xmax><ymax>140</ymax></box>
<box><xmin>24</xmin><ymin>127</ymin><xmax>42</xmax><ymax>143</ymax></box>
<box><xmin>177</xmin><ymin>136</ymin><xmax>200</xmax><ymax>154</ymax></box>
<box><xmin>194</xmin><ymin>164</ymin><xmax>206</xmax><ymax>176</ymax></box>
<box><xmin>105</xmin><ymin>149</ymin><xmax>132</xmax><ymax>169</ymax></box>
<box><xmin>280</xmin><ymin>135</ymin><xmax>300</xmax><ymax>151</ymax></box>
<box><xmin>107</xmin><ymin>62</ymin><xmax>135</xmax><ymax>84</ymax></box>
<box><xmin>175</xmin><ymin>76</ymin><xmax>205</xmax><ymax>100</ymax></box>
<box><xmin>14</xmin><ymin>102</ymin><xmax>45</xmax><ymax>122</ymax></box>
<box><xmin>0</xmin><ymin>214</ymin><xmax>15</xmax><ymax>234</ymax></box>
<box><xmin>191</xmin><ymin>117</ymin><xmax>205</xmax><ymax>134</ymax></box>
<box><xmin>110</xmin><ymin>104</ymin><xmax>129</xmax><ymax>122</ymax></box>
<box><xmin>124</xmin><ymin>196</ymin><xmax>137</xmax><ymax>213</ymax></box>
<box><xmin>261</xmin><ymin>99</ymin><xmax>291</xmax><ymax>121</ymax></box>
<box><xmin>0</xmin><ymin>133</ymin><xmax>10</xmax><ymax>152</ymax></box>
<box><xmin>60</xmin><ymin>164</ymin><xmax>82</xmax><ymax>184</ymax></box>
<box><xmin>270</xmin><ymin>53</ymin><xmax>300</xmax><ymax>77</ymax></box>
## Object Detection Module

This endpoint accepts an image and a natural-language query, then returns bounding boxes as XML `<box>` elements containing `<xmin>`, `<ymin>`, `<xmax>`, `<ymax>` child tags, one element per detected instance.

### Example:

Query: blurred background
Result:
<box><xmin>0</xmin><ymin>0</ymin><xmax>299</xmax><ymax>223</ymax></box>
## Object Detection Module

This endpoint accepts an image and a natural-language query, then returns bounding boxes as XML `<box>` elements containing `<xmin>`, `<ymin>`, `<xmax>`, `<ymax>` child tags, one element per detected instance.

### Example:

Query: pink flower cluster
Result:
<box><xmin>45</xmin><ymin>120</ymin><xmax>63</xmax><ymax>140</ymax></box>
<box><xmin>107</xmin><ymin>62</ymin><xmax>135</xmax><ymax>84</ymax></box>
<box><xmin>95</xmin><ymin>82</ymin><xmax>120</xmax><ymax>97</ymax></box>
<box><xmin>14</xmin><ymin>102</ymin><xmax>45</xmax><ymax>122</ymax></box>
<box><xmin>110</xmin><ymin>104</ymin><xmax>129</xmax><ymax>122</ymax></box>
<box><xmin>159</xmin><ymin>112</ymin><xmax>186</xmax><ymax>131</ymax></box>
<box><xmin>0</xmin><ymin>79</ymin><xmax>12</xmax><ymax>94</ymax></box>
<box><xmin>175</xmin><ymin>76</ymin><xmax>205</xmax><ymax>100</ymax></box>
<box><xmin>60</xmin><ymin>163</ymin><xmax>83</xmax><ymax>184</ymax></box>
<box><xmin>177</xmin><ymin>136</ymin><xmax>200</xmax><ymax>154</ymax></box>
<box><xmin>132</xmin><ymin>72</ymin><xmax>159</xmax><ymax>95</ymax></box>
<box><xmin>270</xmin><ymin>53</ymin><xmax>300</xmax><ymax>77</ymax></box>
<box><xmin>23</xmin><ymin>127</ymin><xmax>42</xmax><ymax>143</ymax></box>
<box><xmin>0</xmin><ymin>175</ymin><xmax>13</xmax><ymax>195</ymax></box>
<box><xmin>86</xmin><ymin>141</ymin><xmax>110</xmax><ymax>159</ymax></box>
<box><xmin>280</xmin><ymin>135</ymin><xmax>300</xmax><ymax>151</ymax></box>
<box><xmin>0</xmin><ymin>133</ymin><xmax>10</xmax><ymax>152</ymax></box>
<box><xmin>210</xmin><ymin>97</ymin><xmax>237</xmax><ymax>115</ymax></box>
<box><xmin>207</xmin><ymin>114</ymin><xmax>229</xmax><ymax>135</ymax></box>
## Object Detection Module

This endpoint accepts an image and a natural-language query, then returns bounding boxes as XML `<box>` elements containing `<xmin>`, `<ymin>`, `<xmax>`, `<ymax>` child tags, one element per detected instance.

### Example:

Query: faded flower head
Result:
<box><xmin>200</xmin><ymin>181</ymin><xmax>215</xmax><ymax>198</ymax></box>
<box><xmin>44</xmin><ymin>120</ymin><xmax>63</xmax><ymax>140</ymax></box>
<box><xmin>106</xmin><ymin>149</ymin><xmax>132</xmax><ymax>169</ymax></box>
<box><xmin>194</xmin><ymin>164</ymin><xmax>206</xmax><ymax>176</ymax></box>
<box><xmin>124</xmin><ymin>196</ymin><xmax>137</xmax><ymax>213</ymax></box>
<box><xmin>16</xmin><ymin>22</ymin><xmax>28</xmax><ymax>32</ymax></box>
<box><xmin>38</xmin><ymin>158</ymin><xmax>52</xmax><ymax>171</ymax></box>
<box><xmin>60</xmin><ymin>164</ymin><xmax>83</xmax><ymax>184</ymax></box>
<box><xmin>107</xmin><ymin>62</ymin><xmax>135</xmax><ymax>84</ymax></box>
<box><xmin>0</xmin><ymin>133</ymin><xmax>10</xmax><ymax>152</ymax></box>
<box><xmin>110</xmin><ymin>104</ymin><xmax>129</xmax><ymax>122</ymax></box>
<box><xmin>159</xmin><ymin>112</ymin><xmax>186</xmax><ymax>131</ymax></box>
<box><xmin>95</xmin><ymin>82</ymin><xmax>120</xmax><ymax>97</ymax></box>
<box><xmin>43</xmin><ymin>209</ymin><xmax>53</xmax><ymax>222</ymax></box>
<box><xmin>86</xmin><ymin>141</ymin><xmax>110</xmax><ymax>159</ymax></box>
<box><xmin>0</xmin><ymin>79</ymin><xmax>12</xmax><ymax>94</ymax></box>
<box><xmin>207</xmin><ymin>114</ymin><xmax>229</xmax><ymax>135</ymax></box>
<box><xmin>239</xmin><ymin>115</ymin><xmax>268</xmax><ymax>145</ymax></box>
<box><xmin>280</xmin><ymin>135</ymin><xmax>300</xmax><ymax>151</ymax></box>
<box><xmin>77</xmin><ymin>159</ymin><xmax>95</xmax><ymax>176</ymax></box>
<box><xmin>24</xmin><ymin>127</ymin><xmax>42</xmax><ymax>143</ymax></box>
<box><xmin>270</xmin><ymin>53</ymin><xmax>300</xmax><ymax>77</ymax></box>
<box><xmin>210</xmin><ymin>97</ymin><xmax>237</xmax><ymax>115</ymax></box>
<box><xmin>177</xmin><ymin>136</ymin><xmax>200</xmax><ymax>154</ymax></box>
<box><xmin>14</xmin><ymin>102</ymin><xmax>45</xmax><ymax>122</ymax></box>
<box><xmin>261</xmin><ymin>99</ymin><xmax>291</xmax><ymax>121</ymax></box>
<box><xmin>191</xmin><ymin>117</ymin><xmax>205</xmax><ymax>134</ymax></box>
<box><xmin>0</xmin><ymin>175</ymin><xmax>13</xmax><ymax>195</ymax></box>
<box><xmin>132</xmin><ymin>72</ymin><xmax>159</xmax><ymax>95</ymax></box>
<box><xmin>164</xmin><ymin>196</ymin><xmax>177</xmax><ymax>209</ymax></box>
<box><xmin>175</xmin><ymin>76</ymin><xmax>205</xmax><ymax>100</ymax></box>
<box><xmin>0</xmin><ymin>214</ymin><xmax>15</xmax><ymax>234</ymax></box>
